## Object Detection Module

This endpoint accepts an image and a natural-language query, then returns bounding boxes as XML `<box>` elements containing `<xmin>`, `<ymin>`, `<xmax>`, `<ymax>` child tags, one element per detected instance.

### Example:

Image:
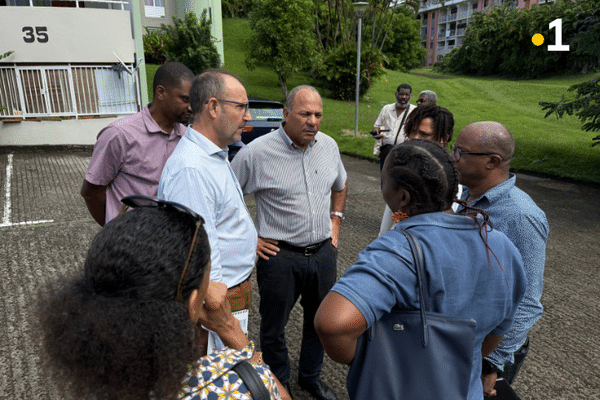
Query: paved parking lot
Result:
<box><xmin>1</xmin><ymin>148</ymin><xmax>599</xmax><ymax>399</ymax></box>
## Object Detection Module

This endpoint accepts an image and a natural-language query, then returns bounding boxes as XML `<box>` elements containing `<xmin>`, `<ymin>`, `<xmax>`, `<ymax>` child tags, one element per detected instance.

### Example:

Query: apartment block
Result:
<box><xmin>418</xmin><ymin>0</ymin><xmax>555</xmax><ymax>66</ymax></box>
<box><xmin>0</xmin><ymin>0</ymin><xmax>222</xmax><ymax>146</ymax></box>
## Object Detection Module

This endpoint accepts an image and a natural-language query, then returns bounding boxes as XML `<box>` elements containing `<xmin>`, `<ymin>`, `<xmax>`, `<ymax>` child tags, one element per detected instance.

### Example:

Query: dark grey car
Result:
<box><xmin>228</xmin><ymin>97</ymin><xmax>284</xmax><ymax>160</ymax></box>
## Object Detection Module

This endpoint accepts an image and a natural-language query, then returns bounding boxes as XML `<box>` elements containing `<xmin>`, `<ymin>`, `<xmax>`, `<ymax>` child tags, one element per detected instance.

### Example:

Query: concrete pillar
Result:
<box><xmin>131</xmin><ymin>0</ymin><xmax>149</xmax><ymax>105</ymax></box>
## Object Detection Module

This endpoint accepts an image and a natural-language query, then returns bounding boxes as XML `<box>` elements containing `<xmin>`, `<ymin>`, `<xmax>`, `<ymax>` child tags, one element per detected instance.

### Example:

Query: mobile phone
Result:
<box><xmin>370</xmin><ymin>129</ymin><xmax>389</xmax><ymax>137</ymax></box>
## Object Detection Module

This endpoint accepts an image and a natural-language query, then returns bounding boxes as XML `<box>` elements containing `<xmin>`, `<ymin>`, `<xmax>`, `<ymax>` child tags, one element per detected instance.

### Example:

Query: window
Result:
<box><xmin>144</xmin><ymin>0</ymin><xmax>164</xmax><ymax>18</ymax></box>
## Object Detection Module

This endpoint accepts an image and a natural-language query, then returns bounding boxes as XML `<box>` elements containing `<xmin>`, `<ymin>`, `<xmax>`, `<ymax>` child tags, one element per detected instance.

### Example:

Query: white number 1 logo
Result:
<box><xmin>548</xmin><ymin>18</ymin><xmax>570</xmax><ymax>52</ymax></box>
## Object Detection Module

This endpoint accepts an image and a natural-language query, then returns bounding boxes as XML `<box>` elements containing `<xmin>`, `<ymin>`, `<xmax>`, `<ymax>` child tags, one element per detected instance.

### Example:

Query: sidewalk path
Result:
<box><xmin>1</xmin><ymin>149</ymin><xmax>598</xmax><ymax>399</ymax></box>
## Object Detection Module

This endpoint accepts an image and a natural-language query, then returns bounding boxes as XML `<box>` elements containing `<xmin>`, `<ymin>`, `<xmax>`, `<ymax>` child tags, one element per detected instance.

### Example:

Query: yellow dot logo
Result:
<box><xmin>532</xmin><ymin>34</ymin><xmax>544</xmax><ymax>46</ymax></box>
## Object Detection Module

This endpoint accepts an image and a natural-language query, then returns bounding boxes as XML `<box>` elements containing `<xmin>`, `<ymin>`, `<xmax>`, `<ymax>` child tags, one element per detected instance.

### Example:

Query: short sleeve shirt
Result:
<box><xmin>231</xmin><ymin>126</ymin><xmax>347</xmax><ymax>246</ymax></box>
<box><xmin>85</xmin><ymin>105</ymin><xmax>185</xmax><ymax>223</ymax></box>
<box><xmin>178</xmin><ymin>343</ymin><xmax>281</xmax><ymax>400</ymax></box>
<box><xmin>332</xmin><ymin>212</ymin><xmax>527</xmax><ymax>400</ymax></box>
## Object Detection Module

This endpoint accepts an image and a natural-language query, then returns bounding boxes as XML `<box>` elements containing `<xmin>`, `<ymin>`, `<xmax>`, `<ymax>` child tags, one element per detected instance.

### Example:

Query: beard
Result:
<box><xmin>396</xmin><ymin>101</ymin><xmax>408</xmax><ymax>109</ymax></box>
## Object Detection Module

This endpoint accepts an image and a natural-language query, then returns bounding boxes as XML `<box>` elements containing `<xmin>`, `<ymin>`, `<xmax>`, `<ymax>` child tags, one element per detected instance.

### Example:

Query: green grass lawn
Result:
<box><xmin>150</xmin><ymin>18</ymin><xmax>600</xmax><ymax>183</ymax></box>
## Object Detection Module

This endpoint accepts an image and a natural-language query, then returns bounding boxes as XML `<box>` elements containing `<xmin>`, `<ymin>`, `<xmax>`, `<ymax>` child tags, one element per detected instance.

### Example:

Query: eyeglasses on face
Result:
<box><xmin>206</xmin><ymin>98</ymin><xmax>250</xmax><ymax>114</ymax></box>
<box><xmin>451</xmin><ymin>145</ymin><xmax>499</xmax><ymax>161</ymax></box>
<box><xmin>120</xmin><ymin>195</ymin><xmax>205</xmax><ymax>303</ymax></box>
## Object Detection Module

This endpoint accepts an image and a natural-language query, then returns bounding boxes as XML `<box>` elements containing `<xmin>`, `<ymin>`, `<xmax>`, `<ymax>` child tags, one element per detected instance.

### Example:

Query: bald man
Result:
<box><xmin>453</xmin><ymin>122</ymin><xmax>549</xmax><ymax>397</ymax></box>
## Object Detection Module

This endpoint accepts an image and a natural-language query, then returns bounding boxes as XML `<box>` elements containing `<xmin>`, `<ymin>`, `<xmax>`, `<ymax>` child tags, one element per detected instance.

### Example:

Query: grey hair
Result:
<box><xmin>189</xmin><ymin>69</ymin><xmax>244</xmax><ymax>115</ymax></box>
<box><xmin>419</xmin><ymin>90</ymin><xmax>437</xmax><ymax>103</ymax></box>
<box><xmin>286</xmin><ymin>85</ymin><xmax>321</xmax><ymax>111</ymax></box>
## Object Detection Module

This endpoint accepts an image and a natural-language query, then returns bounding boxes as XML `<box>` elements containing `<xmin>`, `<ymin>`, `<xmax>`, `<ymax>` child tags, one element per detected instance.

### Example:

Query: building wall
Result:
<box><xmin>0</xmin><ymin>7</ymin><xmax>135</xmax><ymax>63</ymax></box>
<box><xmin>0</xmin><ymin>118</ymin><xmax>118</xmax><ymax>146</ymax></box>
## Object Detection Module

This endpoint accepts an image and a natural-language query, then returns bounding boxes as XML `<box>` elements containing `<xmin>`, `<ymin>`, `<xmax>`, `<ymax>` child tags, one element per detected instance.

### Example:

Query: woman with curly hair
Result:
<box><xmin>315</xmin><ymin>140</ymin><xmax>527</xmax><ymax>399</ymax></box>
<box><xmin>39</xmin><ymin>196</ymin><xmax>290</xmax><ymax>400</ymax></box>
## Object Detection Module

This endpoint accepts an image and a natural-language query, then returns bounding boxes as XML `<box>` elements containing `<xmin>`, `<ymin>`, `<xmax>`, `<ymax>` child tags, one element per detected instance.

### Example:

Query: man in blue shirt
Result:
<box><xmin>453</xmin><ymin>121</ymin><xmax>549</xmax><ymax>397</ymax></box>
<box><xmin>158</xmin><ymin>69</ymin><xmax>257</xmax><ymax>352</ymax></box>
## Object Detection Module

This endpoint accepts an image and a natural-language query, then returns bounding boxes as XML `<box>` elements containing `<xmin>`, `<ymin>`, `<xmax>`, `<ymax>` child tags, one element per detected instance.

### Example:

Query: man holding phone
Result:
<box><xmin>372</xmin><ymin>83</ymin><xmax>416</xmax><ymax>170</ymax></box>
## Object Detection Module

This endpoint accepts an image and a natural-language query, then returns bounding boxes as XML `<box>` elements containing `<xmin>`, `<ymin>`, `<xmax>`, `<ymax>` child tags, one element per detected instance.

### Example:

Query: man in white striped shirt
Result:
<box><xmin>231</xmin><ymin>85</ymin><xmax>347</xmax><ymax>400</ymax></box>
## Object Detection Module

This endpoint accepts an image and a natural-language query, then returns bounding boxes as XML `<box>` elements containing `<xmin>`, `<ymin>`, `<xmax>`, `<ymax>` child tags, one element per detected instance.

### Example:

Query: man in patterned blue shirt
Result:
<box><xmin>453</xmin><ymin>121</ymin><xmax>549</xmax><ymax>397</ymax></box>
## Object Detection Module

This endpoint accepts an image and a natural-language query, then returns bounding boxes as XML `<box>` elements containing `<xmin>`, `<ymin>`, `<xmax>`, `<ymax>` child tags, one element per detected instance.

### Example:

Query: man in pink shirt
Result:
<box><xmin>81</xmin><ymin>62</ymin><xmax>195</xmax><ymax>226</ymax></box>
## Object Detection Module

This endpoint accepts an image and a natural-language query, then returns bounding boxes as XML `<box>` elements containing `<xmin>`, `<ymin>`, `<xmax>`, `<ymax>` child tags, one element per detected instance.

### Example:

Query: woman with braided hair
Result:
<box><xmin>315</xmin><ymin>140</ymin><xmax>527</xmax><ymax>400</ymax></box>
<box><xmin>38</xmin><ymin>196</ymin><xmax>290</xmax><ymax>400</ymax></box>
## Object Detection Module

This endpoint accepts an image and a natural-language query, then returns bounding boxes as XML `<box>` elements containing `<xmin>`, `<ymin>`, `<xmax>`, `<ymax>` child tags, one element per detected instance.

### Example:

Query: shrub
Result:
<box><xmin>315</xmin><ymin>44</ymin><xmax>387</xmax><ymax>101</ymax></box>
<box><xmin>143</xmin><ymin>28</ymin><xmax>167</xmax><ymax>65</ymax></box>
<box><xmin>161</xmin><ymin>10</ymin><xmax>220</xmax><ymax>74</ymax></box>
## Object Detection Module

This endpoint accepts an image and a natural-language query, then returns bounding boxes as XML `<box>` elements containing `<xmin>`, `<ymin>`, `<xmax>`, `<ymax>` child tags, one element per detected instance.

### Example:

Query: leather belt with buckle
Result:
<box><xmin>278</xmin><ymin>239</ymin><xmax>330</xmax><ymax>256</ymax></box>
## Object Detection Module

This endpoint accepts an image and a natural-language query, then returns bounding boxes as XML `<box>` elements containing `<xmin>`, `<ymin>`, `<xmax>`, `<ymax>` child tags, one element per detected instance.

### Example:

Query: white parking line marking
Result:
<box><xmin>1</xmin><ymin>154</ymin><xmax>54</xmax><ymax>228</ymax></box>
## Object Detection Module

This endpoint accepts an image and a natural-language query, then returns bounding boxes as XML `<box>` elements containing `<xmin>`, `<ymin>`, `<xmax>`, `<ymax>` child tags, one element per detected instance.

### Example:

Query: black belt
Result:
<box><xmin>278</xmin><ymin>239</ymin><xmax>330</xmax><ymax>256</ymax></box>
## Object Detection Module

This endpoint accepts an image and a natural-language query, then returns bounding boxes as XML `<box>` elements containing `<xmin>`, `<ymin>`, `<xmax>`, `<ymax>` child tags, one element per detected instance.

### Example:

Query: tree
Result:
<box><xmin>540</xmin><ymin>77</ymin><xmax>600</xmax><ymax>146</ymax></box>
<box><xmin>246</xmin><ymin>0</ymin><xmax>319</xmax><ymax>102</ymax></box>
<box><xmin>312</xmin><ymin>0</ymin><xmax>421</xmax><ymax>100</ymax></box>
<box><xmin>161</xmin><ymin>11</ymin><xmax>220</xmax><ymax>74</ymax></box>
<box><xmin>376</xmin><ymin>5</ymin><xmax>426</xmax><ymax>72</ymax></box>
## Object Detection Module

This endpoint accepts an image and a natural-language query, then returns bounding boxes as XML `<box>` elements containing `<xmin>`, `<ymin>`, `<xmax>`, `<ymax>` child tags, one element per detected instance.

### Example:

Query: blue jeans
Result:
<box><xmin>257</xmin><ymin>239</ymin><xmax>337</xmax><ymax>385</ymax></box>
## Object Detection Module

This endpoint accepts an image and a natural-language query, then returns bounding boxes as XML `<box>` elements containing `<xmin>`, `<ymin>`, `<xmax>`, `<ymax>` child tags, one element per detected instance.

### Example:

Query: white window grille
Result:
<box><xmin>5</xmin><ymin>0</ymin><xmax>129</xmax><ymax>9</ymax></box>
<box><xmin>0</xmin><ymin>65</ymin><xmax>140</xmax><ymax>119</ymax></box>
<box><xmin>144</xmin><ymin>0</ymin><xmax>165</xmax><ymax>18</ymax></box>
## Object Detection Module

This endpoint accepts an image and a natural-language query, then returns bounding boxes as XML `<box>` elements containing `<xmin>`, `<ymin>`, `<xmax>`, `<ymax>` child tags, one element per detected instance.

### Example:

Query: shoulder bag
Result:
<box><xmin>232</xmin><ymin>359</ymin><xmax>271</xmax><ymax>400</ymax></box>
<box><xmin>379</xmin><ymin>107</ymin><xmax>410</xmax><ymax>162</ymax></box>
<box><xmin>347</xmin><ymin>229</ymin><xmax>477</xmax><ymax>399</ymax></box>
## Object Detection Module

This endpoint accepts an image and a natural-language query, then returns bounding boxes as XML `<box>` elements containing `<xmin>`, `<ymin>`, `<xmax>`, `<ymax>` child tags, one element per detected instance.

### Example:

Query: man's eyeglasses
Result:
<box><xmin>451</xmin><ymin>145</ymin><xmax>499</xmax><ymax>161</ymax></box>
<box><xmin>120</xmin><ymin>195</ymin><xmax>205</xmax><ymax>303</ymax></box>
<box><xmin>206</xmin><ymin>99</ymin><xmax>250</xmax><ymax>114</ymax></box>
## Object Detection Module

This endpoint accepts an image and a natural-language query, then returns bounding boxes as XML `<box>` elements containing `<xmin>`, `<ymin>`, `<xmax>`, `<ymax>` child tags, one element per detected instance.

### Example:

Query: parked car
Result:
<box><xmin>228</xmin><ymin>97</ymin><xmax>284</xmax><ymax>160</ymax></box>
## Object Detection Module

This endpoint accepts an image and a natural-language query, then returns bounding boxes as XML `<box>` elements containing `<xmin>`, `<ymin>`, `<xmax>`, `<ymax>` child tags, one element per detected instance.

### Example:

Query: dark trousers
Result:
<box><xmin>257</xmin><ymin>239</ymin><xmax>337</xmax><ymax>385</ymax></box>
<box><xmin>499</xmin><ymin>337</ymin><xmax>530</xmax><ymax>384</ymax></box>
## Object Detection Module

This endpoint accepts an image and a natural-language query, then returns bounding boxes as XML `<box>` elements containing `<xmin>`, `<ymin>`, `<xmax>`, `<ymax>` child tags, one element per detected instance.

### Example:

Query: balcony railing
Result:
<box><xmin>0</xmin><ymin>64</ymin><xmax>139</xmax><ymax>119</ymax></box>
<box><xmin>3</xmin><ymin>0</ymin><xmax>129</xmax><ymax>9</ymax></box>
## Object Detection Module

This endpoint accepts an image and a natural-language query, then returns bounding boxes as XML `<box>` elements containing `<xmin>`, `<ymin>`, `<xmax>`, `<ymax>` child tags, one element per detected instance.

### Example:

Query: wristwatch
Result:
<box><xmin>482</xmin><ymin>358</ymin><xmax>501</xmax><ymax>375</ymax></box>
<box><xmin>330</xmin><ymin>211</ymin><xmax>344</xmax><ymax>220</ymax></box>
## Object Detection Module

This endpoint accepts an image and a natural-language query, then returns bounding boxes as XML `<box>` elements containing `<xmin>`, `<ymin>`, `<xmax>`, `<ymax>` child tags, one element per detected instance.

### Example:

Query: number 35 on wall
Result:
<box><xmin>23</xmin><ymin>26</ymin><xmax>49</xmax><ymax>43</ymax></box>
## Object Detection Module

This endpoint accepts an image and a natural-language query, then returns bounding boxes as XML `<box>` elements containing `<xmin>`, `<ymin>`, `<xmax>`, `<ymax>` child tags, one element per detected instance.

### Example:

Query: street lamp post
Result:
<box><xmin>352</xmin><ymin>2</ymin><xmax>368</xmax><ymax>137</ymax></box>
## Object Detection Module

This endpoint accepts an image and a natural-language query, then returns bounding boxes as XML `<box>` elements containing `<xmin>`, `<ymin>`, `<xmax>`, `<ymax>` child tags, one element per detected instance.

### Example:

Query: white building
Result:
<box><xmin>0</xmin><ymin>0</ymin><xmax>222</xmax><ymax>146</ymax></box>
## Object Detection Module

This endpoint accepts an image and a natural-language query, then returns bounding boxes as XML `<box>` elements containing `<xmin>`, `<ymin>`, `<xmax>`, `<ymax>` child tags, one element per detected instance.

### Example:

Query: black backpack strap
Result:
<box><xmin>232</xmin><ymin>359</ymin><xmax>271</xmax><ymax>400</ymax></box>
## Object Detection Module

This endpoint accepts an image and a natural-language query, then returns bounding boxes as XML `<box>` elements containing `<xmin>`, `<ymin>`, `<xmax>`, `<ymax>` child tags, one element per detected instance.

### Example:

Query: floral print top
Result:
<box><xmin>178</xmin><ymin>342</ymin><xmax>281</xmax><ymax>400</ymax></box>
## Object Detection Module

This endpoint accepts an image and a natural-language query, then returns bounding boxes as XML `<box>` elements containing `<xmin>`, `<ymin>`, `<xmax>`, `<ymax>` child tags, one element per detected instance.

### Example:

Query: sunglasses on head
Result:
<box><xmin>120</xmin><ymin>195</ymin><xmax>205</xmax><ymax>303</ymax></box>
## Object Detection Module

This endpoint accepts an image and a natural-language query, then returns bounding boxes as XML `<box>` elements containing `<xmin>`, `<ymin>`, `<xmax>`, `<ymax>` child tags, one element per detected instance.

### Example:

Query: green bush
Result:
<box><xmin>161</xmin><ymin>10</ymin><xmax>220</xmax><ymax>74</ymax></box>
<box><xmin>143</xmin><ymin>28</ymin><xmax>167</xmax><ymax>65</ymax></box>
<box><xmin>315</xmin><ymin>44</ymin><xmax>386</xmax><ymax>101</ymax></box>
<box><xmin>434</xmin><ymin>0</ymin><xmax>600</xmax><ymax>78</ymax></box>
